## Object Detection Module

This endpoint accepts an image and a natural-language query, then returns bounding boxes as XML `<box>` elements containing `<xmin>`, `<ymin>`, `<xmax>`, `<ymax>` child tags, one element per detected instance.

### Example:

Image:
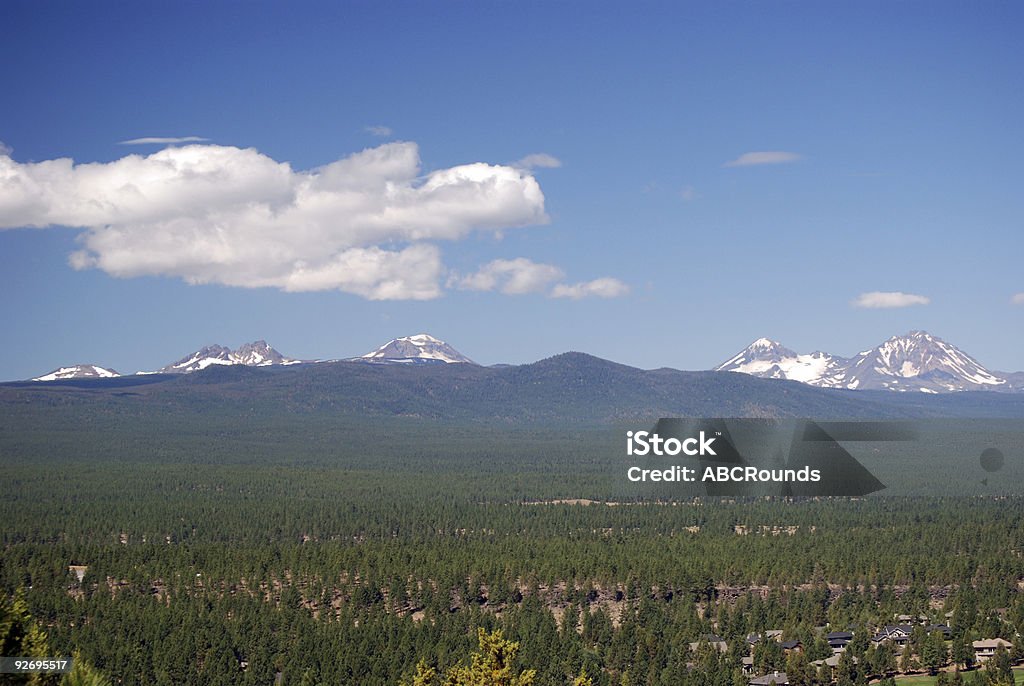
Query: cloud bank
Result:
<box><xmin>723</xmin><ymin>151</ymin><xmax>803</xmax><ymax>167</ymax></box>
<box><xmin>0</xmin><ymin>141</ymin><xmax>626</xmax><ymax>300</ymax></box>
<box><xmin>851</xmin><ymin>291</ymin><xmax>931</xmax><ymax>309</ymax></box>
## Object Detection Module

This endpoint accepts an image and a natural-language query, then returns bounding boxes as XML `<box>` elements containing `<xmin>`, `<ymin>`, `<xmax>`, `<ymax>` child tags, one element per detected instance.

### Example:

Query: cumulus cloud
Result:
<box><xmin>512</xmin><ymin>153</ymin><xmax>562</xmax><ymax>171</ymax></box>
<box><xmin>0</xmin><ymin>142</ymin><xmax>548</xmax><ymax>299</ymax></box>
<box><xmin>364</xmin><ymin>125</ymin><xmax>393</xmax><ymax>137</ymax></box>
<box><xmin>0</xmin><ymin>140</ymin><xmax>12</xmax><ymax>156</ymax></box>
<box><xmin>455</xmin><ymin>258</ymin><xmax>564</xmax><ymax>295</ymax></box>
<box><xmin>1012</xmin><ymin>293</ymin><xmax>1024</xmax><ymax>305</ymax></box>
<box><xmin>723</xmin><ymin>151</ymin><xmax>803</xmax><ymax>167</ymax></box>
<box><xmin>551</xmin><ymin>278</ymin><xmax>630</xmax><ymax>300</ymax></box>
<box><xmin>851</xmin><ymin>291</ymin><xmax>931</xmax><ymax>309</ymax></box>
<box><xmin>118</xmin><ymin>136</ymin><xmax>209</xmax><ymax>145</ymax></box>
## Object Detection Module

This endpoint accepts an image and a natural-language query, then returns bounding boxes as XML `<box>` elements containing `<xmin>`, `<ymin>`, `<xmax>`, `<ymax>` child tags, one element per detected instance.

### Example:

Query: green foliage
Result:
<box><xmin>922</xmin><ymin>631</ymin><xmax>949</xmax><ymax>675</ymax></box>
<box><xmin>3</xmin><ymin>375</ymin><xmax>1024</xmax><ymax>684</ymax></box>
<box><xmin>983</xmin><ymin>646</ymin><xmax>1014</xmax><ymax>686</ymax></box>
<box><xmin>62</xmin><ymin>655</ymin><xmax>111</xmax><ymax>686</ymax></box>
<box><xmin>400</xmin><ymin>629</ymin><xmax>534</xmax><ymax>686</ymax></box>
<box><xmin>1</xmin><ymin>597</ymin><xmax>108</xmax><ymax>686</ymax></box>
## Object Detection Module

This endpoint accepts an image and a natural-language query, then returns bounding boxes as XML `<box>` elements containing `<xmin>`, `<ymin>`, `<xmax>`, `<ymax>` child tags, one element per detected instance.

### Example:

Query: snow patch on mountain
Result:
<box><xmin>716</xmin><ymin>331</ymin><xmax>1016</xmax><ymax>393</ymax></box>
<box><xmin>33</xmin><ymin>364</ymin><xmax>121</xmax><ymax>381</ymax></box>
<box><xmin>357</xmin><ymin>334</ymin><xmax>475</xmax><ymax>364</ymax></box>
<box><xmin>159</xmin><ymin>341</ymin><xmax>299</xmax><ymax>373</ymax></box>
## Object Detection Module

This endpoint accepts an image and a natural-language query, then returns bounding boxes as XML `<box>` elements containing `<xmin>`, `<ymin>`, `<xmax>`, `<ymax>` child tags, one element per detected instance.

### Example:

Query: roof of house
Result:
<box><xmin>827</xmin><ymin>631</ymin><xmax>854</xmax><ymax>641</ymax></box>
<box><xmin>689</xmin><ymin>635</ymin><xmax>728</xmax><ymax>652</ymax></box>
<box><xmin>872</xmin><ymin>625</ymin><xmax>913</xmax><ymax>642</ymax></box>
<box><xmin>750</xmin><ymin>672</ymin><xmax>789</xmax><ymax>686</ymax></box>
<box><xmin>781</xmin><ymin>640</ymin><xmax>801</xmax><ymax>650</ymax></box>
<box><xmin>813</xmin><ymin>655</ymin><xmax>859</xmax><ymax>668</ymax></box>
<box><xmin>973</xmin><ymin>639</ymin><xmax>1013</xmax><ymax>650</ymax></box>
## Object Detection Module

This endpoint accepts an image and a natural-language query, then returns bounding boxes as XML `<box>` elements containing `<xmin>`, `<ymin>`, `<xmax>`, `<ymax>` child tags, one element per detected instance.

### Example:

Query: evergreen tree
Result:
<box><xmin>983</xmin><ymin>646</ymin><xmax>1013</xmax><ymax>686</ymax></box>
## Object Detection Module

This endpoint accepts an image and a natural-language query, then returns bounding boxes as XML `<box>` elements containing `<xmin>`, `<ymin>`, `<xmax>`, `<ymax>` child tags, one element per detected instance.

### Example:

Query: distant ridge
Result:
<box><xmin>24</xmin><ymin>331</ymin><xmax>1022</xmax><ymax>394</ymax></box>
<box><xmin>13</xmin><ymin>349</ymin><xmax>1024</xmax><ymax>422</ymax></box>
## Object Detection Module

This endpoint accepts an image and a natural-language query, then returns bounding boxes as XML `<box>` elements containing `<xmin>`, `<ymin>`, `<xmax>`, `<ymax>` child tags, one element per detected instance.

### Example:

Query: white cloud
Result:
<box><xmin>364</xmin><ymin>125</ymin><xmax>393</xmax><ymax>137</ymax></box>
<box><xmin>455</xmin><ymin>258</ymin><xmax>564</xmax><ymax>295</ymax></box>
<box><xmin>0</xmin><ymin>142</ymin><xmax>548</xmax><ymax>300</ymax></box>
<box><xmin>1011</xmin><ymin>293</ymin><xmax>1024</xmax><ymax>305</ymax></box>
<box><xmin>454</xmin><ymin>259</ymin><xmax>628</xmax><ymax>300</ymax></box>
<box><xmin>723</xmin><ymin>151</ymin><xmax>803</xmax><ymax>167</ymax></box>
<box><xmin>551</xmin><ymin>278</ymin><xmax>630</xmax><ymax>300</ymax></box>
<box><xmin>680</xmin><ymin>185</ymin><xmax>699</xmax><ymax>202</ymax></box>
<box><xmin>851</xmin><ymin>291</ymin><xmax>931</xmax><ymax>309</ymax></box>
<box><xmin>0</xmin><ymin>140</ymin><xmax>12</xmax><ymax>157</ymax></box>
<box><xmin>512</xmin><ymin>153</ymin><xmax>562</xmax><ymax>171</ymax></box>
<box><xmin>118</xmin><ymin>136</ymin><xmax>209</xmax><ymax>145</ymax></box>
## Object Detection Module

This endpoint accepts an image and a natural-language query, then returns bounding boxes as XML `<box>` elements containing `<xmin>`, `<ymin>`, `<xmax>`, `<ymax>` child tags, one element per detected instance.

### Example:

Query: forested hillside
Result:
<box><xmin>3</xmin><ymin>389</ymin><xmax>1024</xmax><ymax>684</ymax></box>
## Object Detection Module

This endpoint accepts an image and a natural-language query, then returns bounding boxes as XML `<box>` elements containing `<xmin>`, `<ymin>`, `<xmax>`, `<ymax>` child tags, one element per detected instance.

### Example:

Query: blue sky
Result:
<box><xmin>1</xmin><ymin>1</ymin><xmax>1022</xmax><ymax>380</ymax></box>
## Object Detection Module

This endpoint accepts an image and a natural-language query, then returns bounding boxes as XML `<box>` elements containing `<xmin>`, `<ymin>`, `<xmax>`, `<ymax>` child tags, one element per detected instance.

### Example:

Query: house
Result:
<box><xmin>826</xmin><ymin>631</ymin><xmax>853</xmax><ymax>651</ymax></box>
<box><xmin>689</xmin><ymin>634</ymin><xmax>728</xmax><ymax>654</ymax></box>
<box><xmin>972</xmin><ymin>639</ymin><xmax>1012</xmax><ymax>662</ymax></box>
<box><xmin>812</xmin><ymin>654</ymin><xmax>858</xmax><ymax>680</ymax></box>
<box><xmin>897</xmin><ymin>614</ymin><xmax>928</xmax><ymax>624</ymax></box>
<box><xmin>872</xmin><ymin>625</ymin><xmax>913</xmax><ymax>645</ymax></box>
<box><xmin>742</xmin><ymin>656</ymin><xmax>755</xmax><ymax>674</ymax></box>
<box><xmin>781</xmin><ymin>640</ymin><xmax>802</xmax><ymax>653</ymax></box>
<box><xmin>747</xmin><ymin>630</ymin><xmax>784</xmax><ymax>646</ymax></box>
<box><xmin>925</xmin><ymin>624</ymin><xmax>952</xmax><ymax>640</ymax></box>
<box><xmin>750</xmin><ymin>671</ymin><xmax>789</xmax><ymax>686</ymax></box>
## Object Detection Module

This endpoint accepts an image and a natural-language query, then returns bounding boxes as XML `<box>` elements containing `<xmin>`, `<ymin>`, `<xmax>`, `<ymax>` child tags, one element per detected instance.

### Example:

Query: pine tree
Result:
<box><xmin>62</xmin><ymin>655</ymin><xmax>112</xmax><ymax>686</ymax></box>
<box><xmin>952</xmin><ymin>637</ymin><xmax>974</xmax><ymax>671</ymax></box>
<box><xmin>402</xmin><ymin>629</ymin><xmax>536</xmax><ymax>686</ymax></box>
<box><xmin>983</xmin><ymin>646</ymin><xmax>1013</xmax><ymax>686</ymax></box>
<box><xmin>399</xmin><ymin>660</ymin><xmax>438</xmax><ymax>686</ymax></box>
<box><xmin>571</xmin><ymin>669</ymin><xmax>594</xmax><ymax>686</ymax></box>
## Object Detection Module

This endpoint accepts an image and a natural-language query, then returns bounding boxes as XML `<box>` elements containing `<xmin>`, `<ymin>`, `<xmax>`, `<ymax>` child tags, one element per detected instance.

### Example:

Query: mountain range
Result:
<box><xmin>30</xmin><ymin>334</ymin><xmax>465</xmax><ymax>381</ymax></box>
<box><xmin>28</xmin><ymin>330</ymin><xmax>1024</xmax><ymax>395</ymax></box>
<box><xmin>158</xmin><ymin>340</ymin><xmax>302</xmax><ymax>373</ymax></box>
<box><xmin>10</xmin><ymin>349</ymin><xmax>1024</xmax><ymax>424</ymax></box>
<box><xmin>715</xmin><ymin>331</ymin><xmax>1021</xmax><ymax>393</ymax></box>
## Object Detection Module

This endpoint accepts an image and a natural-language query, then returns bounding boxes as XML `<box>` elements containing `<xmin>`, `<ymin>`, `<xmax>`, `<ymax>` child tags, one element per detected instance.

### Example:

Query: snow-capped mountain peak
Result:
<box><xmin>715</xmin><ymin>338</ymin><xmax>847</xmax><ymax>385</ymax></box>
<box><xmin>159</xmin><ymin>341</ymin><xmax>299</xmax><ymax>373</ymax></box>
<box><xmin>716</xmin><ymin>331</ymin><xmax>1011</xmax><ymax>392</ymax></box>
<box><xmin>32</xmin><ymin>364</ymin><xmax>121</xmax><ymax>382</ymax></box>
<box><xmin>844</xmin><ymin>331</ymin><xmax>1005</xmax><ymax>391</ymax></box>
<box><xmin>358</xmin><ymin>334</ymin><xmax>475</xmax><ymax>365</ymax></box>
